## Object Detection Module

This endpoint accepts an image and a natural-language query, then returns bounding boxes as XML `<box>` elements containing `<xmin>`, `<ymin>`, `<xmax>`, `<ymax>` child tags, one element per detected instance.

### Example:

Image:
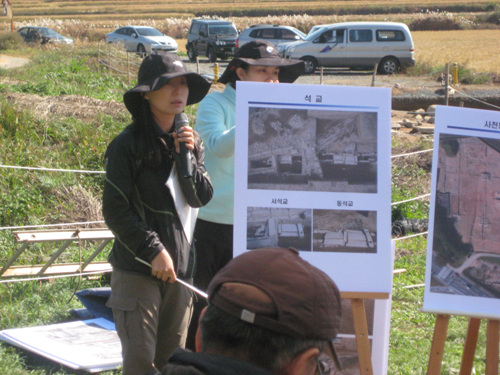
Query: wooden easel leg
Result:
<box><xmin>351</xmin><ymin>298</ymin><xmax>374</xmax><ymax>375</ymax></box>
<box><xmin>427</xmin><ymin>314</ymin><xmax>450</xmax><ymax>375</ymax></box>
<box><xmin>459</xmin><ymin>318</ymin><xmax>481</xmax><ymax>375</ymax></box>
<box><xmin>486</xmin><ymin>320</ymin><xmax>499</xmax><ymax>375</ymax></box>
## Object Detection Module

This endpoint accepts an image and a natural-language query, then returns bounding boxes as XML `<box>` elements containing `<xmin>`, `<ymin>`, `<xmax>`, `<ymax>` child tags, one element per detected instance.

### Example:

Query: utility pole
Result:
<box><xmin>2</xmin><ymin>0</ymin><xmax>14</xmax><ymax>32</ymax></box>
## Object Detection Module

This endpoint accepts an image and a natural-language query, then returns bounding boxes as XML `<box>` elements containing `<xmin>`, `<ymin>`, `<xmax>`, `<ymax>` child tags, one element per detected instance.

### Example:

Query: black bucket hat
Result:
<box><xmin>123</xmin><ymin>53</ymin><xmax>211</xmax><ymax>118</ymax></box>
<box><xmin>218</xmin><ymin>40</ymin><xmax>305</xmax><ymax>84</ymax></box>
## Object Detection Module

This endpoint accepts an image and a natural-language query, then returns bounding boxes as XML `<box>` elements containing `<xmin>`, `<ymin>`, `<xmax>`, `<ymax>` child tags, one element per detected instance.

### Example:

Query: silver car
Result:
<box><xmin>283</xmin><ymin>22</ymin><xmax>416</xmax><ymax>75</ymax></box>
<box><xmin>105</xmin><ymin>26</ymin><xmax>178</xmax><ymax>54</ymax></box>
<box><xmin>306</xmin><ymin>24</ymin><xmax>331</xmax><ymax>37</ymax></box>
<box><xmin>235</xmin><ymin>24</ymin><xmax>306</xmax><ymax>54</ymax></box>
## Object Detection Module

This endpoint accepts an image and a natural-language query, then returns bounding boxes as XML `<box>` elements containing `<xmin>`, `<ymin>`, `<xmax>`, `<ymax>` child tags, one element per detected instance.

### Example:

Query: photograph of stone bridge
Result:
<box><xmin>247</xmin><ymin>107</ymin><xmax>378</xmax><ymax>193</ymax></box>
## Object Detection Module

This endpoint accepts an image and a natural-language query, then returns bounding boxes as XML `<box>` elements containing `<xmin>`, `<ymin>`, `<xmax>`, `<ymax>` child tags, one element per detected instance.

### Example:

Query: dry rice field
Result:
<box><xmin>9</xmin><ymin>0</ymin><xmax>496</xmax><ymax>20</ymax></box>
<box><xmin>131</xmin><ymin>30</ymin><xmax>500</xmax><ymax>76</ymax></box>
<box><xmin>412</xmin><ymin>29</ymin><xmax>500</xmax><ymax>75</ymax></box>
<box><xmin>2</xmin><ymin>1</ymin><xmax>500</xmax><ymax>76</ymax></box>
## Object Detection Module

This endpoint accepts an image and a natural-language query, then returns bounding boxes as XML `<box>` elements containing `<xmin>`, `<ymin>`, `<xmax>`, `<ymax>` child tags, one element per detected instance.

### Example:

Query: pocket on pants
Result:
<box><xmin>106</xmin><ymin>293</ymin><xmax>137</xmax><ymax>312</ymax></box>
<box><xmin>106</xmin><ymin>292</ymin><xmax>143</xmax><ymax>343</ymax></box>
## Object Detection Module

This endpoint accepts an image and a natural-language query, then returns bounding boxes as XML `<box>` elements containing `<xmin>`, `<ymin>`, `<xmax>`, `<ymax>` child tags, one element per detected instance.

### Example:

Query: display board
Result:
<box><xmin>233</xmin><ymin>81</ymin><xmax>393</xmax><ymax>293</ymax></box>
<box><xmin>423</xmin><ymin>105</ymin><xmax>500</xmax><ymax>319</ymax></box>
<box><xmin>0</xmin><ymin>318</ymin><xmax>121</xmax><ymax>372</ymax></box>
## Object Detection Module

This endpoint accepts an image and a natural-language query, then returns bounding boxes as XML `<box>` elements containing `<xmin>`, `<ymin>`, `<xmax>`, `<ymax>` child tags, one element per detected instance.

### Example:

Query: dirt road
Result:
<box><xmin>0</xmin><ymin>55</ymin><xmax>30</xmax><ymax>69</ymax></box>
<box><xmin>186</xmin><ymin>59</ymin><xmax>500</xmax><ymax>111</ymax></box>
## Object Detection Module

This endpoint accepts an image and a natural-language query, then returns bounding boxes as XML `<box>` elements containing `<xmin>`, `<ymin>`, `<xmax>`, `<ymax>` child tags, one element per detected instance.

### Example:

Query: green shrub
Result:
<box><xmin>480</xmin><ymin>4</ymin><xmax>500</xmax><ymax>25</ymax></box>
<box><xmin>0</xmin><ymin>31</ymin><xmax>23</xmax><ymax>50</ymax></box>
<box><xmin>405</xmin><ymin>61</ymin><xmax>438</xmax><ymax>76</ymax></box>
<box><xmin>456</xmin><ymin>64</ymin><xmax>492</xmax><ymax>84</ymax></box>
<box><xmin>406</xmin><ymin>62</ymin><xmax>494</xmax><ymax>84</ymax></box>
<box><xmin>485</xmin><ymin>11</ymin><xmax>500</xmax><ymax>24</ymax></box>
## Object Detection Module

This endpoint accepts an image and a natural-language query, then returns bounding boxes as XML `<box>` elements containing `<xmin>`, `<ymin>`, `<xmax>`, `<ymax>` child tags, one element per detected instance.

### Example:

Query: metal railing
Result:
<box><xmin>0</xmin><ymin>229</ymin><xmax>114</xmax><ymax>279</ymax></box>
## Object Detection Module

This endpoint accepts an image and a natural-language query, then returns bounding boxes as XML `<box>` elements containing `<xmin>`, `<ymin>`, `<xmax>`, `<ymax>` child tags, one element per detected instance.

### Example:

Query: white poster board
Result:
<box><xmin>0</xmin><ymin>318</ymin><xmax>121</xmax><ymax>372</ymax></box>
<box><xmin>423</xmin><ymin>105</ymin><xmax>500</xmax><ymax>319</ymax></box>
<box><xmin>233</xmin><ymin>81</ymin><xmax>393</xmax><ymax>294</ymax></box>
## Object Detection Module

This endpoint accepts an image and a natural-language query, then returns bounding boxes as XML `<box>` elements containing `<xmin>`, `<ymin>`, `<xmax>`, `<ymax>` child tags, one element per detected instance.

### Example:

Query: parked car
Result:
<box><xmin>235</xmin><ymin>24</ymin><xmax>306</xmax><ymax>54</ymax></box>
<box><xmin>17</xmin><ymin>27</ymin><xmax>74</xmax><ymax>45</ymax></box>
<box><xmin>283</xmin><ymin>22</ymin><xmax>415</xmax><ymax>75</ymax></box>
<box><xmin>306</xmin><ymin>24</ymin><xmax>331</xmax><ymax>37</ymax></box>
<box><xmin>105</xmin><ymin>26</ymin><xmax>178</xmax><ymax>54</ymax></box>
<box><xmin>186</xmin><ymin>19</ymin><xmax>238</xmax><ymax>62</ymax></box>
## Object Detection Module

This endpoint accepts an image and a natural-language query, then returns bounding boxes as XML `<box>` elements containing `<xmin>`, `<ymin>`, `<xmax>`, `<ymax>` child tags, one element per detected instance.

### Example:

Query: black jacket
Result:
<box><xmin>103</xmin><ymin>125</ymin><xmax>213</xmax><ymax>278</ymax></box>
<box><xmin>155</xmin><ymin>349</ymin><xmax>273</xmax><ymax>375</ymax></box>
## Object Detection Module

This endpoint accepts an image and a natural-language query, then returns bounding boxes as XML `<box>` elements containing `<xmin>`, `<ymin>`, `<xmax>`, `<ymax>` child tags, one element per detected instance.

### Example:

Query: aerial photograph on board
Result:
<box><xmin>247</xmin><ymin>107</ymin><xmax>378</xmax><ymax>193</ymax></box>
<box><xmin>431</xmin><ymin>135</ymin><xmax>500</xmax><ymax>299</ymax></box>
<box><xmin>246</xmin><ymin>207</ymin><xmax>377</xmax><ymax>253</ymax></box>
<box><xmin>246</xmin><ymin>207</ymin><xmax>312</xmax><ymax>251</ymax></box>
<box><xmin>313</xmin><ymin>209</ymin><xmax>377</xmax><ymax>253</ymax></box>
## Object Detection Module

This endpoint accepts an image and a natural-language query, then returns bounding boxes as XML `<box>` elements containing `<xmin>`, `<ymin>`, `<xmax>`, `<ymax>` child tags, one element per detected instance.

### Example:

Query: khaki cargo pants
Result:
<box><xmin>107</xmin><ymin>268</ymin><xmax>193</xmax><ymax>375</ymax></box>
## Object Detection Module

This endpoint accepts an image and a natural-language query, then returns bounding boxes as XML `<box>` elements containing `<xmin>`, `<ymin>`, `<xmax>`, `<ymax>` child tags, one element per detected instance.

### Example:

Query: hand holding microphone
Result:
<box><xmin>174</xmin><ymin>112</ymin><xmax>193</xmax><ymax>178</ymax></box>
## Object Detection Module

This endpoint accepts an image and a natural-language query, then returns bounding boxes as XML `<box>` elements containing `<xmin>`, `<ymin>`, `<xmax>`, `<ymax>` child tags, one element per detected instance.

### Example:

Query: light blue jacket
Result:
<box><xmin>195</xmin><ymin>85</ymin><xmax>236</xmax><ymax>225</ymax></box>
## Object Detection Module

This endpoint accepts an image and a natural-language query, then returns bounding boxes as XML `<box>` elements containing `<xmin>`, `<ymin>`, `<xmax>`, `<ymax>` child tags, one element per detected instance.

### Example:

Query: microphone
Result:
<box><xmin>174</xmin><ymin>112</ymin><xmax>192</xmax><ymax>178</ymax></box>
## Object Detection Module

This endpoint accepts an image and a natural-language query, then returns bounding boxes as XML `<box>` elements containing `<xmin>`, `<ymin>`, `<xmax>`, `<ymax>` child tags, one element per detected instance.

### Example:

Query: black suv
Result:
<box><xmin>186</xmin><ymin>19</ymin><xmax>238</xmax><ymax>62</ymax></box>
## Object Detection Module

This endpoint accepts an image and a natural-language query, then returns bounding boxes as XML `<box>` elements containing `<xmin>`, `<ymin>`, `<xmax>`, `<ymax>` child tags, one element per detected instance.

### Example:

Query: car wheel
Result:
<box><xmin>137</xmin><ymin>44</ymin><xmax>147</xmax><ymax>58</ymax></box>
<box><xmin>301</xmin><ymin>57</ymin><xmax>317</xmax><ymax>75</ymax></box>
<box><xmin>378</xmin><ymin>57</ymin><xmax>399</xmax><ymax>75</ymax></box>
<box><xmin>187</xmin><ymin>45</ymin><xmax>197</xmax><ymax>62</ymax></box>
<box><xmin>208</xmin><ymin>47</ymin><xmax>217</xmax><ymax>63</ymax></box>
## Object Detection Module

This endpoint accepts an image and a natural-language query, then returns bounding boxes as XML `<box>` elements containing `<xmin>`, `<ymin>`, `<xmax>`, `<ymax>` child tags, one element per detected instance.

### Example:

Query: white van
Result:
<box><xmin>283</xmin><ymin>22</ymin><xmax>415</xmax><ymax>74</ymax></box>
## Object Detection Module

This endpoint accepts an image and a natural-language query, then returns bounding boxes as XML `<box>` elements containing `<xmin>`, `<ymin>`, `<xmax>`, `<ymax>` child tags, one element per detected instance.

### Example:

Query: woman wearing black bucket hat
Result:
<box><xmin>186</xmin><ymin>40</ymin><xmax>305</xmax><ymax>350</ymax></box>
<box><xmin>102</xmin><ymin>53</ymin><xmax>213</xmax><ymax>375</ymax></box>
